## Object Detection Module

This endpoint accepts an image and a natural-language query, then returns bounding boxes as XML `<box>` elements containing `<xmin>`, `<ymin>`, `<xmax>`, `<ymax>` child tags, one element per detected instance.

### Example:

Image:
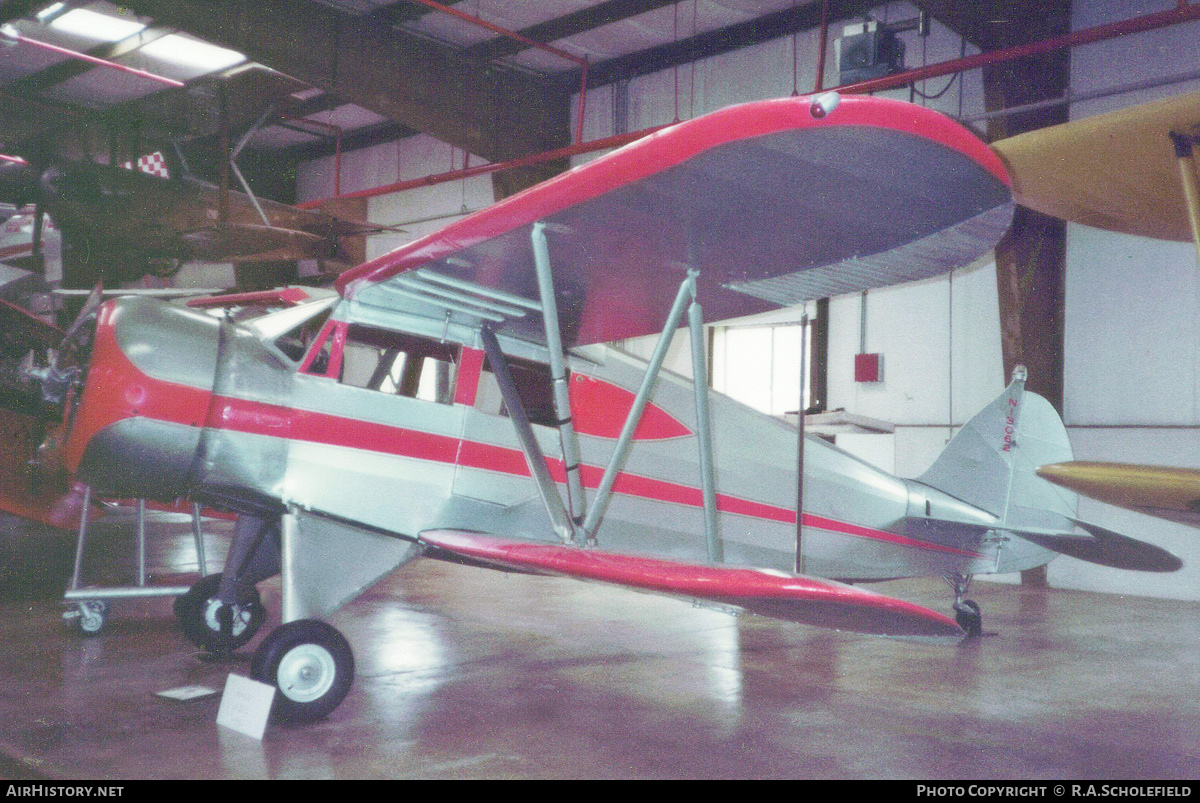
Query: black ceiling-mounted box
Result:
<box><xmin>836</xmin><ymin>21</ymin><xmax>905</xmax><ymax>85</ymax></box>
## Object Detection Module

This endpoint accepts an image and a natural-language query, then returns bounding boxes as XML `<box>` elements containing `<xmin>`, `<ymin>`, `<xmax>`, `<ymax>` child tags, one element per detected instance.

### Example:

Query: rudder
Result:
<box><xmin>918</xmin><ymin>366</ymin><xmax>1076</xmax><ymax>524</ymax></box>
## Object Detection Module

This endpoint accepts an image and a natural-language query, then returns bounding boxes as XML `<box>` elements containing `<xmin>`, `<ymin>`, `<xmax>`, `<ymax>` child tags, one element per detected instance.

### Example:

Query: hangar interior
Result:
<box><xmin>1</xmin><ymin>0</ymin><xmax>1200</xmax><ymax>781</ymax></box>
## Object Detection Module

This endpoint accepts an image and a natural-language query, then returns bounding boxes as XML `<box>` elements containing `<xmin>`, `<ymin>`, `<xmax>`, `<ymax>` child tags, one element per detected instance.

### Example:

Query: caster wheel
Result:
<box><xmin>954</xmin><ymin>598</ymin><xmax>983</xmax><ymax>638</ymax></box>
<box><xmin>177</xmin><ymin>573</ymin><xmax>264</xmax><ymax>653</ymax></box>
<box><xmin>251</xmin><ymin>620</ymin><xmax>355</xmax><ymax>724</ymax></box>
<box><xmin>74</xmin><ymin>599</ymin><xmax>108</xmax><ymax>636</ymax></box>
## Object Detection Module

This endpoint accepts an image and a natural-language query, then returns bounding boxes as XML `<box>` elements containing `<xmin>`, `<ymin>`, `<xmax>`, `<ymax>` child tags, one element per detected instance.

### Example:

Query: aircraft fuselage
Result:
<box><xmin>64</xmin><ymin>295</ymin><xmax>1048</xmax><ymax>584</ymax></box>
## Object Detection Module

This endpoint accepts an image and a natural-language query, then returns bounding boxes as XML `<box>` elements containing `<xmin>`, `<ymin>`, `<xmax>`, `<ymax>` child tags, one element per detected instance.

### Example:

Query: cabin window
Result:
<box><xmin>274</xmin><ymin>307</ymin><xmax>334</xmax><ymax>362</ymax></box>
<box><xmin>475</xmin><ymin>356</ymin><xmax>556</xmax><ymax>427</ymax></box>
<box><xmin>342</xmin><ymin>325</ymin><xmax>458</xmax><ymax>404</ymax></box>
<box><xmin>301</xmin><ymin>322</ymin><xmax>458</xmax><ymax>405</ymax></box>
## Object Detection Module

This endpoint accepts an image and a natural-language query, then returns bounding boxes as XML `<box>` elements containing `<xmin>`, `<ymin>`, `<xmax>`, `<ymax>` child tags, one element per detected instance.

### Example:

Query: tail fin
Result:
<box><xmin>918</xmin><ymin>369</ymin><xmax>1182</xmax><ymax>573</ymax></box>
<box><xmin>919</xmin><ymin>366</ymin><xmax>1076</xmax><ymax>524</ymax></box>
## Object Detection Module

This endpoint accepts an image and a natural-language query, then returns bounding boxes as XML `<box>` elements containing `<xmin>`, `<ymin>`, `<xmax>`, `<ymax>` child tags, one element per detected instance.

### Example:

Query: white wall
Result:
<box><xmin>295</xmin><ymin>0</ymin><xmax>1200</xmax><ymax>599</ymax></box>
<box><xmin>298</xmin><ymin>135</ymin><xmax>494</xmax><ymax>260</ymax></box>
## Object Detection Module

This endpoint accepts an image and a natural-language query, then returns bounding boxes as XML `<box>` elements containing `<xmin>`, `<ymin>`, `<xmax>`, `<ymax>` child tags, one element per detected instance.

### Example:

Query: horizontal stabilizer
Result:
<box><xmin>420</xmin><ymin>530</ymin><xmax>964</xmax><ymax>639</ymax></box>
<box><xmin>1004</xmin><ymin>519</ymin><xmax>1182</xmax><ymax>573</ymax></box>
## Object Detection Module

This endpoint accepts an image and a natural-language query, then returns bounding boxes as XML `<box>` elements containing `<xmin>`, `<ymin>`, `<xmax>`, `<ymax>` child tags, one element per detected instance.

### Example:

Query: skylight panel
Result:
<box><xmin>137</xmin><ymin>34</ymin><xmax>245</xmax><ymax>73</ymax></box>
<box><xmin>49</xmin><ymin>8</ymin><xmax>146</xmax><ymax>42</ymax></box>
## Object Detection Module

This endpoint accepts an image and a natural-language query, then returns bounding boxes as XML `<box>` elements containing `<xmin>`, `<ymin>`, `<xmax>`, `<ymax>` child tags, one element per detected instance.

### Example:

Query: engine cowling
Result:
<box><xmin>65</xmin><ymin>296</ymin><xmax>219</xmax><ymax>500</ymax></box>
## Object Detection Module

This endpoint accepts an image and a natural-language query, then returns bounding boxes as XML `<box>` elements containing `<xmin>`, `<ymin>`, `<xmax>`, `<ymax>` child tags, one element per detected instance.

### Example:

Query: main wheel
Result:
<box><xmin>177</xmin><ymin>573</ymin><xmax>264</xmax><ymax>653</ymax></box>
<box><xmin>251</xmin><ymin>620</ymin><xmax>355</xmax><ymax>724</ymax></box>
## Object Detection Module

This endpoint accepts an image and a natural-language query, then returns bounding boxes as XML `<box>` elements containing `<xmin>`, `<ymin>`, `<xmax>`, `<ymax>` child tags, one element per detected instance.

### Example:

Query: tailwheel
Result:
<box><xmin>176</xmin><ymin>573</ymin><xmax>265</xmax><ymax>654</ymax></box>
<box><xmin>953</xmin><ymin>598</ymin><xmax>983</xmax><ymax>638</ymax></box>
<box><xmin>251</xmin><ymin>620</ymin><xmax>355</xmax><ymax>724</ymax></box>
<box><xmin>946</xmin><ymin>573</ymin><xmax>985</xmax><ymax>639</ymax></box>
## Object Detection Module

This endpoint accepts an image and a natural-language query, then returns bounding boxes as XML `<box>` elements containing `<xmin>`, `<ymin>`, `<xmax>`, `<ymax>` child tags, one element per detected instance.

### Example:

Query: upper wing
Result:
<box><xmin>991</xmin><ymin>92</ymin><xmax>1200</xmax><ymax>242</ymax></box>
<box><xmin>1038</xmin><ymin>460</ymin><xmax>1200</xmax><ymax>528</ymax></box>
<box><xmin>420</xmin><ymin>529</ymin><xmax>964</xmax><ymax>639</ymax></box>
<box><xmin>338</xmin><ymin>93</ymin><xmax>1012</xmax><ymax>347</ymax></box>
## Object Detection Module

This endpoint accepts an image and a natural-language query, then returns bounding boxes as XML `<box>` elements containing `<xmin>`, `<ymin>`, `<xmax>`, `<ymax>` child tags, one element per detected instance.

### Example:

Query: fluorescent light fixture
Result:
<box><xmin>35</xmin><ymin>3</ymin><xmax>66</xmax><ymax>23</ymax></box>
<box><xmin>50</xmin><ymin>8</ymin><xmax>146</xmax><ymax>41</ymax></box>
<box><xmin>138</xmin><ymin>34</ymin><xmax>245</xmax><ymax>72</ymax></box>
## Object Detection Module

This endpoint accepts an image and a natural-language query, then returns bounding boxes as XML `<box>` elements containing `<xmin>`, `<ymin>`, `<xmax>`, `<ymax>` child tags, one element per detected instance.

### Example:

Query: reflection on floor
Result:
<box><xmin>1</xmin><ymin>507</ymin><xmax>1199</xmax><ymax>779</ymax></box>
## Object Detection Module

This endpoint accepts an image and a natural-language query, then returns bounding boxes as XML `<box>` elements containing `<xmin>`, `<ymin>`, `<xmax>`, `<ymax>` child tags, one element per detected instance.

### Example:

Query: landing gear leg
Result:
<box><xmin>947</xmin><ymin>573</ymin><xmax>983</xmax><ymax>638</ymax></box>
<box><xmin>176</xmin><ymin>515</ymin><xmax>278</xmax><ymax>655</ymax></box>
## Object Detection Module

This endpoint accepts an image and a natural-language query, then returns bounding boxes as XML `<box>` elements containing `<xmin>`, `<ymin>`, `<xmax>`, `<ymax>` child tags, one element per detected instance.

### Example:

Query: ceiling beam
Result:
<box><xmin>912</xmin><ymin>1</ymin><xmax>1073</xmax><ymax>51</ymax></box>
<box><xmin>372</xmin><ymin>1</ymin><xmax>435</xmax><ymax>27</ymax></box>
<box><xmin>464</xmin><ymin>0</ymin><xmax>680</xmax><ymax>64</ymax></box>
<box><xmin>556</xmin><ymin>0</ymin><xmax>880</xmax><ymax>91</ymax></box>
<box><xmin>119</xmin><ymin>0</ymin><xmax>571</xmax><ymax>169</ymax></box>
<box><xmin>279</xmin><ymin>119</ymin><xmax>414</xmax><ymax>161</ymax></box>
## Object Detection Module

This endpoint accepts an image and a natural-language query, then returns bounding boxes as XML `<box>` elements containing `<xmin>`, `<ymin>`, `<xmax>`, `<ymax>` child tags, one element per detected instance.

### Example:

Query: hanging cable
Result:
<box><xmin>689</xmin><ymin>0</ymin><xmax>698</xmax><ymax>119</ymax></box>
<box><xmin>672</xmin><ymin>2</ymin><xmax>681</xmax><ymax>123</ymax></box>
<box><xmin>912</xmin><ymin>34</ymin><xmax>967</xmax><ymax>101</ymax></box>
<box><xmin>791</xmin><ymin>1</ymin><xmax>798</xmax><ymax>95</ymax></box>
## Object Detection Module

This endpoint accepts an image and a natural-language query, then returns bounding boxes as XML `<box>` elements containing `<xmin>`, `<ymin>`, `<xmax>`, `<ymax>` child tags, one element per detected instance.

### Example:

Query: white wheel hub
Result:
<box><xmin>277</xmin><ymin>644</ymin><xmax>337</xmax><ymax>703</ymax></box>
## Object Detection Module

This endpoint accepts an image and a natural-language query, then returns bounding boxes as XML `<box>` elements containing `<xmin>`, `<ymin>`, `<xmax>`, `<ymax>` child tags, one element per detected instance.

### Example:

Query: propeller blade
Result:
<box><xmin>29</xmin><ymin>199</ymin><xmax>44</xmax><ymax>271</ymax></box>
<box><xmin>60</xmin><ymin>281</ymin><xmax>103</xmax><ymax>346</ymax></box>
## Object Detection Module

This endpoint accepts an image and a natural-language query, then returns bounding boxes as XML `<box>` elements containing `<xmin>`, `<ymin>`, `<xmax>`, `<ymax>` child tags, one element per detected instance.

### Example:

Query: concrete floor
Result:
<box><xmin>1</xmin><ymin>509</ymin><xmax>1199</xmax><ymax>780</ymax></box>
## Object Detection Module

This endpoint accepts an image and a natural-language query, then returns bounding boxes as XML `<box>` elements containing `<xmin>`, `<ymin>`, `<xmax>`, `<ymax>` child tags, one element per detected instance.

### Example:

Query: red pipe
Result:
<box><xmin>296</xmin><ymin>125</ymin><xmax>672</xmax><ymax>209</ymax></box>
<box><xmin>281</xmin><ymin>114</ymin><xmax>345</xmax><ymax>196</ymax></box>
<box><xmin>0</xmin><ymin>29</ymin><xmax>185</xmax><ymax>88</ymax></box>
<box><xmin>299</xmin><ymin>1</ymin><xmax>1200</xmax><ymax>211</ymax></box>
<box><xmin>576</xmin><ymin>59</ymin><xmax>589</xmax><ymax>144</ymax></box>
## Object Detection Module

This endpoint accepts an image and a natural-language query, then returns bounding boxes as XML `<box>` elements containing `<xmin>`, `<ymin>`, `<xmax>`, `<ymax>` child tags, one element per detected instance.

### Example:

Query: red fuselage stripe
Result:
<box><xmin>168</xmin><ymin>388</ymin><xmax>985</xmax><ymax>558</ymax></box>
<box><xmin>801</xmin><ymin>513</ymin><xmax>984</xmax><ymax>558</ymax></box>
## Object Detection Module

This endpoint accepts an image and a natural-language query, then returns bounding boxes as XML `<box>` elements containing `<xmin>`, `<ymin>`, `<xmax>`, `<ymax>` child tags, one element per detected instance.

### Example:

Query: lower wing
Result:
<box><xmin>420</xmin><ymin>529</ymin><xmax>963</xmax><ymax>639</ymax></box>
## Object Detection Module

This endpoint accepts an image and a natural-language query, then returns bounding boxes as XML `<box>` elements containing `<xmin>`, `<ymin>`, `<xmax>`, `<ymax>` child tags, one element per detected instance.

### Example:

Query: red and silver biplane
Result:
<box><xmin>8</xmin><ymin>92</ymin><xmax>1183</xmax><ymax>723</ymax></box>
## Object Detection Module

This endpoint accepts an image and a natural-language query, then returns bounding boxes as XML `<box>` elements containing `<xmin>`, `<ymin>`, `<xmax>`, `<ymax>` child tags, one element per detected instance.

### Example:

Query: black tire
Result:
<box><xmin>177</xmin><ymin>573</ymin><xmax>264</xmax><ymax>653</ymax></box>
<box><xmin>954</xmin><ymin>598</ymin><xmax>983</xmax><ymax>638</ymax></box>
<box><xmin>251</xmin><ymin>620</ymin><xmax>355</xmax><ymax>724</ymax></box>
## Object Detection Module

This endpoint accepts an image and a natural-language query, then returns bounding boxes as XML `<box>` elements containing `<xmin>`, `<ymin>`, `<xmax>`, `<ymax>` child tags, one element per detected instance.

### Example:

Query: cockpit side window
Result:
<box><xmin>328</xmin><ymin>324</ymin><xmax>459</xmax><ymax>404</ymax></box>
<box><xmin>274</xmin><ymin>306</ymin><xmax>334</xmax><ymax>362</ymax></box>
